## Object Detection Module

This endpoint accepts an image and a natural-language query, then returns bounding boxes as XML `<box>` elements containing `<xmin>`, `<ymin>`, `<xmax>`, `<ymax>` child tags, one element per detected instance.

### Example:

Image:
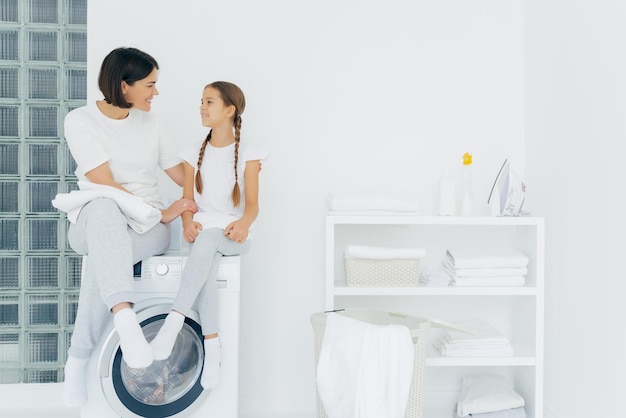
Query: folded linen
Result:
<box><xmin>328</xmin><ymin>194</ymin><xmax>420</xmax><ymax>213</ymax></box>
<box><xmin>453</xmin><ymin>276</ymin><xmax>525</xmax><ymax>287</ymax></box>
<box><xmin>454</xmin><ymin>267</ymin><xmax>528</xmax><ymax>278</ymax></box>
<box><xmin>446</xmin><ymin>249</ymin><xmax>529</xmax><ymax>269</ymax></box>
<box><xmin>317</xmin><ymin>313</ymin><xmax>414</xmax><ymax>418</ymax></box>
<box><xmin>345</xmin><ymin>245</ymin><xmax>426</xmax><ymax>260</ymax></box>
<box><xmin>51</xmin><ymin>181</ymin><xmax>162</xmax><ymax>234</ymax></box>
<box><xmin>457</xmin><ymin>375</ymin><xmax>525</xmax><ymax>417</ymax></box>
<box><xmin>436</xmin><ymin>343</ymin><xmax>514</xmax><ymax>358</ymax></box>
<box><xmin>434</xmin><ymin>319</ymin><xmax>514</xmax><ymax>357</ymax></box>
<box><xmin>455</xmin><ymin>406</ymin><xmax>526</xmax><ymax>418</ymax></box>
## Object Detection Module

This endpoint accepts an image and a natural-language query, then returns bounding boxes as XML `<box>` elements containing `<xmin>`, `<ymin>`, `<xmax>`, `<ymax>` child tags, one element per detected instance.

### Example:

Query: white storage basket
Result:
<box><xmin>311</xmin><ymin>309</ymin><xmax>430</xmax><ymax>418</ymax></box>
<box><xmin>344</xmin><ymin>256</ymin><xmax>420</xmax><ymax>286</ymax></box>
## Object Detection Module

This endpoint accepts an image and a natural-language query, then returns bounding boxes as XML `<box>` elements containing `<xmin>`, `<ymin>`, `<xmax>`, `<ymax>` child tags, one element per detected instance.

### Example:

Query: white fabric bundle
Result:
<box><xmin>51</xmin><ymin>181</ymin><xmax>162</xmax><ymax>234</ymax></box>
<box><xmin>345</xmin><ymin>245</ymin><xmax>426</xmax><ymax>260</ymax></box>
<box><xmin>456</xmin><ymin>375</ymin><xmax>525</xmax><ymax>417</ymax></box>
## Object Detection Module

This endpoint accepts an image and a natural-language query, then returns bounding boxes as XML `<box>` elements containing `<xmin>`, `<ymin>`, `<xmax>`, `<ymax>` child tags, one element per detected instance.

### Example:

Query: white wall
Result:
<box><xmin>89</xmin><ymin>1</ymin><xmax>525</xmax><ymax>415</ymax></box>
<box><xmin>525</xmin><ymin>1</ymin><xmax>625</xmax><ymax>417</ymax></box>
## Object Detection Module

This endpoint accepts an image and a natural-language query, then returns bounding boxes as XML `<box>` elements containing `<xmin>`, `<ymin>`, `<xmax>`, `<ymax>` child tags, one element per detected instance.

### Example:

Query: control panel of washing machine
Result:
<box><xmin>137</xmin><ymin>254</ymin><xmax>187</xmax><ymax>281</ymax></box>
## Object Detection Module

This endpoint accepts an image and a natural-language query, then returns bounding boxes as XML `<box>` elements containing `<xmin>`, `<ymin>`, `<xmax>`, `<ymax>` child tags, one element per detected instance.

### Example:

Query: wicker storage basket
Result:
<box><xmin>344</xmin><ymin>256</ymin><xmax>420</xmax><ymax>286</ymax></box>
<box><xmin>311</xmin><ymin>309</ymin><xmax>430</xmax><ymax>418</ymax></box>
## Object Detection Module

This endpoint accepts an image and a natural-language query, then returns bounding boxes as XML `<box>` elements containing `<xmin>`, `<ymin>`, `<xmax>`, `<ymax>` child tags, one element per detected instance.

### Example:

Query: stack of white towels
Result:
<box><xmin>327</xmin><ymin>194</ymin><xmax>420</xmax><ymax>214</ymax></box>
<box><xmin>442</xmin><ymin>249</ymin><xmax>529</xmax><ymax>287</ymax></box>
<box><xmin>434</xmin><ymin>318</ymin><xmax>514</xmax><ymax>357</ymax></box>
<box><xmin>455</xmin><ymin>375</ymin><xmax>526</xmax><ymax>418</ymax></box>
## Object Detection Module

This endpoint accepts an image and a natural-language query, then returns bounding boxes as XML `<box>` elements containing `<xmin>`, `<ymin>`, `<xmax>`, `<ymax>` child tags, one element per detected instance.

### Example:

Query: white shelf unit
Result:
<box><xmin>325</xmin><ymin>214</ymin><xmax>544</xmax><ymax>418</ymax></box>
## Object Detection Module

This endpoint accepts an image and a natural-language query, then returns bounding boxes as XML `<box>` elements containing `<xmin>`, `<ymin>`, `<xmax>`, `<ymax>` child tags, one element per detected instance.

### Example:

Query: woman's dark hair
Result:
<box><xmin>98</xmin><ymin>47</ymin><xmax>159</xmax><ymax>109</ymax></box>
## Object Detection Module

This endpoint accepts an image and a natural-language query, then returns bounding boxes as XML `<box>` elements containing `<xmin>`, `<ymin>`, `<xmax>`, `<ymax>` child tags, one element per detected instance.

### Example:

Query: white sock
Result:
<box><xmin>150</xmin><ymin>311</ymin><xmax>185</xmax><ymax>360</ymax></box>
<box><xmin>63</xmin><ymin>355</ymin><xmax>89</xmax><ymax>406</ymax></box>
<box><xmin>114</xmin><ymin>308</ymin><xmax>153</xmax><ymax>368</ymax></box>
<box><xmin>201</xmin><ymin>337</ymin><xmax>221</xmax><ymax>390</ymax></box>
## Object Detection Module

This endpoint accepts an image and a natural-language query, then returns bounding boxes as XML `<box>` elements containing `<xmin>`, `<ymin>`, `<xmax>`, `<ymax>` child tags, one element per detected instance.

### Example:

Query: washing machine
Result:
<box><xmin>80</xmin><ymin>252</ymin><xmax>240</xmax><ymax>418</ymax></box>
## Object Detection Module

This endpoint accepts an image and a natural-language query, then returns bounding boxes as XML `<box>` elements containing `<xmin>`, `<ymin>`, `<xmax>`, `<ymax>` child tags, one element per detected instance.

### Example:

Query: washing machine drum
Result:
<box><xmin>100</xmin><ymin>311</ymin><xmax>208</xmax><ymax>418</ymax></box>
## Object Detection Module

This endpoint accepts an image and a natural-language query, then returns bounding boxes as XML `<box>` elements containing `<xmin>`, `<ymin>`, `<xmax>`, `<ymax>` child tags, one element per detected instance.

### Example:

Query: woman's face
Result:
<box><xmin>123</xmin><ymin>68</ymin><xmax>159</xmax><ymax>111</ymax></box>
<box><xmin>199</xmin><ymin>86</ymin><xmax>234</xmax><ymax>128</ymax></box>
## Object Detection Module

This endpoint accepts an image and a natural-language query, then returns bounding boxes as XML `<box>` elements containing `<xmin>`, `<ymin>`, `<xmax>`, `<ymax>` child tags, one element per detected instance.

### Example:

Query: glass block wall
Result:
<box><xmin>0</xmin><ymin>0</ymin><xmax>87</xmax><ymax>384</ymax></box>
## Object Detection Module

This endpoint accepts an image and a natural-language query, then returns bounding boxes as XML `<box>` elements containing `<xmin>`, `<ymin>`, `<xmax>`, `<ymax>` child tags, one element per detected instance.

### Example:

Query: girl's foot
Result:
<box><xmin>63</xmin><ymin>355</ymin><xmax>89</xmax><ymax>406</ymax></box>
<box><xmin>150</xmin><ymin>311</ymin><xmax>185</xmax><ymax>360</ymax></box>
<box><xmin>201</xmin><ymin>337</ymin><xmax>221</xmax><ymax>389</ymax></box>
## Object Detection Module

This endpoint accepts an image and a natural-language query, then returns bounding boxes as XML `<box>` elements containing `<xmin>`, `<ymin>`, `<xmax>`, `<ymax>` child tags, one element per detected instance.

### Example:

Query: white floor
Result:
<box><xmin>0</xmin><ymin>383</ymin><xmax>316</xmax><ymax>418</ymax></box>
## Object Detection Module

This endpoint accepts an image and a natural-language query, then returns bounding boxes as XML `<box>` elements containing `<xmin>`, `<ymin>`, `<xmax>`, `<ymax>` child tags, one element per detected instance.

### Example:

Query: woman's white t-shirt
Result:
<box><xmin>179</xmin><ymin>140</ymin><xmax>267</xmax><ymax>230</ymax></box>
<box><xmin>64</xmin><ymin>103</ymin><xmax>181</xmax><ymax>209</ymax></box>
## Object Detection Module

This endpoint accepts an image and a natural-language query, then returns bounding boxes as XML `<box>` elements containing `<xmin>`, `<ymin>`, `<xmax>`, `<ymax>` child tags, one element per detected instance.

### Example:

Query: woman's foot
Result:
<box><xmin>113</xmin><ymin>308</ymin><xmax>153</xmax><ymax>368</ymax></box>
<box><xmin>150</xmin><ymin>311</ymin><xmax>185</xmax><ymax>360</ymax></box>
<box><xmin>63</xmin><ymin>355</ymin><xmax>89</xmax><ymax>406</ymax></box>
<box><xmin>201</xmin><ymin>337</ymin><xmax>221</xmax><ymax>389</ymax></box>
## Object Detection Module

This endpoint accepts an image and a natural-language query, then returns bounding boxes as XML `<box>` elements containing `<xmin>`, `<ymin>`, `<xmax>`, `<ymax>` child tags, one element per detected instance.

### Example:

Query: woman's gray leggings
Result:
<box><xmin>67</xmin><ymin>198</ymin><xmax>170</xmax><ymax>359</ymax></box>
<box><xmin>173</xmin><ymin>227</ymin><xmax>250</xmax><ymax>335</ymax></box>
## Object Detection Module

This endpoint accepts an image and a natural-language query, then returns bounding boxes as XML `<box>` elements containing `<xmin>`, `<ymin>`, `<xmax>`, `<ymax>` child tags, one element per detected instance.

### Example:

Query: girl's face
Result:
<box><xmin>200</xmin><ymin>86</ymin><xmax>234</xmax><ymax>128</ymax></box>
<box><xmin>122</xmin><ymin>68</ymin><xmax>159</xmax><ymax>112</ymax></box>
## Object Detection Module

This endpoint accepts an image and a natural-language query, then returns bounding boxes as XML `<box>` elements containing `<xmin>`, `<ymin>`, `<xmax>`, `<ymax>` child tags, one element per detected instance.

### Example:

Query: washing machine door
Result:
<box><xmin>97</xmin><ymin>300</ymin><xmax>208</xmax><ymax>418</ymax></box>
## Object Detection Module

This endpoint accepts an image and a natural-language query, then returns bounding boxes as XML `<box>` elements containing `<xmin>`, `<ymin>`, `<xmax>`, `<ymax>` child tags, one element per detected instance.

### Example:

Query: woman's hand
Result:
<box><xmin>160</xmin><ymin>198</ymin><xmax>197</xmax><ymax>224</ymax></box>
<box><xmin>224</xmin><ymin>220</ymin><xmax>250</xmax><ymax>243</ymax></box>
<box><xmin>183</xmin><ymin>220</ymin><xmax>202</xmax><ymax>243</ymax></box>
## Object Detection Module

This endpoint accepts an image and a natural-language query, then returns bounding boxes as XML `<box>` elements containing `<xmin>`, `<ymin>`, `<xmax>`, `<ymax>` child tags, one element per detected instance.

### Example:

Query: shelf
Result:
<box><xmin>333</xmin><ymin>285</ymin><xmax>538</xmax><ymax>296</ymax></box>
<box><xmin>325</xmin><ymin>213</ymin><xmax>545</xmax><ymax>418</ymax></box>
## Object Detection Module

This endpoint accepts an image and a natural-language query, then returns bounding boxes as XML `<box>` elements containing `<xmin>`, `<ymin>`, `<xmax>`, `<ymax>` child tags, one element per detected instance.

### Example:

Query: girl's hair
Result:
<box><xmin>195</xmin><ymin>81</ymin><xmax>246</xmax><ymax>207</ymax></box>
<box><xmin>98</xmin><ymin>47</ymin><xmax>159</xmax><ymax>109</ymax></box>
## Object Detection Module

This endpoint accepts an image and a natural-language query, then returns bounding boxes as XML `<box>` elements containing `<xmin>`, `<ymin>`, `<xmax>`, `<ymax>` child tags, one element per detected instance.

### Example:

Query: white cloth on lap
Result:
<box><xmin>52</xmin><ymin>181</ymin><xmax>162</xmax><ymax>234</ymax></box>
<box><xmin>317</xmin><ymin>313</ymin><xmax>414</xmax><ymax>418</ymax></box>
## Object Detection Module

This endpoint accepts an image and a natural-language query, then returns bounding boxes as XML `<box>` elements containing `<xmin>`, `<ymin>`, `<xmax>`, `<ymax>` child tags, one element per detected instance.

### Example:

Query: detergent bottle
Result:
<box><xmin>461</xmin><ymin>152</ymin><xmax>473</xmax><ymax>216</ymax></box>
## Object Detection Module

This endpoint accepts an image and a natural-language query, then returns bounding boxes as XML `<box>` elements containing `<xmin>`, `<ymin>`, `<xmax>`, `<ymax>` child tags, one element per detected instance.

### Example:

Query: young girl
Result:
<box><xmin>150</xmin><ymin>81</ymin><xmax>266</xmax><ymax>390</ymax></box>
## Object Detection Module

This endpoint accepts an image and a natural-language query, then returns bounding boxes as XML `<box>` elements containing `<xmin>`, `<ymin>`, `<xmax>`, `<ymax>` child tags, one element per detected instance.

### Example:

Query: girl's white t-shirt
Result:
<box><xmin>64</xmin><ymin>103</ymin><xmax>181</xmax><ymax>208</ymax></box>
<box><xmin>179</xmin><ymin>139</ymin><xmax>267</xmax><ymax>230</ymax></box>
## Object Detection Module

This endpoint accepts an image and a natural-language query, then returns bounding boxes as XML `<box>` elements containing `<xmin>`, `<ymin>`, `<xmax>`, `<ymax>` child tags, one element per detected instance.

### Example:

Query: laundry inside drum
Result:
<box><xmin>120</xmin><ymin>320</ymin><xmax>203</xmax><ymax>406</ymax></box>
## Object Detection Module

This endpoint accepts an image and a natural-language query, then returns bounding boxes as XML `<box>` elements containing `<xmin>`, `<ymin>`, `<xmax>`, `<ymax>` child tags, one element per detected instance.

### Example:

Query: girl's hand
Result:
<box><xmin>224</xmin><ymin>220</ymin><xmax>249</xmax><ymax>243</ymax></box>
<box><xmin>183</xmin><ymin>220</ymin><xmax>203</xmax><ymax>243</ymax></box>
<box><xmin>160</xmin><ymin>198</ymin><xmax>197</xmax><ymax>224</ymax></box>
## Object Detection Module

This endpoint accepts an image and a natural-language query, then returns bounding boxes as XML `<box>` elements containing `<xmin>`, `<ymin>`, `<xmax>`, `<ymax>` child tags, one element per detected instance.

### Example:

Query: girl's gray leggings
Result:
<box><xmin>173</xmin><ymin>227</ymin><xmax>250</xmax><ymax>335</ymax></box>
<box><xmin>67</xmin><ymin>198</ymin><xmax>170</xmax><ymax>359</ymax></box>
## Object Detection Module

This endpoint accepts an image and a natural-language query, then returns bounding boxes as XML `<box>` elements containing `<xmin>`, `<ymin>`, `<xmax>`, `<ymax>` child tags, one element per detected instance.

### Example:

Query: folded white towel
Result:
<box><xmin>446</xmin><ymin>249</ymin><xmax>529</xmax><ymax>269</ymax></box>
<box><xmin>345</xmin><ymin>245</ymin><xmax>426</xmax><ymax>260</ymax></box>
<box><xmin>455</xmin><ymin>406</ymin><xmax>526</xmax><ymax>418</ymax></box>
<box><xmin>443</xmin><ymin>319</ymin><xmax>509</xmax><ymax>345</ymax></box>
<box><xmin>51</xmin><ymin>181</ymin><xmax>162</xmax><ymax>234</ymax></box>
<box><xmin>328</xmin><ymin>194</ymin><xmax>420</xmax><ymax>213</ymax></box>
<box><xmin>454</xmin><ymin>267</ymin><xmax>528</xmax><ymax>278</ymax></box>
<box><xmin>316</xmin><ymin>313</ymin><xmax>414</xmax><ymax>418</ymax></box>
<box><xmin>453</xmin><ymin>276</ymin><xmax>525</xmax><ymax>287</ymax></box>
<box><xmin>436</xmin><ymin>342</ymin><xmax>514</xmax><ymax>357</ymax></box>
<box><xmin>457</xmin><ymin>375</ymin><xmax>525</xmax><ymax>417</ymax></box>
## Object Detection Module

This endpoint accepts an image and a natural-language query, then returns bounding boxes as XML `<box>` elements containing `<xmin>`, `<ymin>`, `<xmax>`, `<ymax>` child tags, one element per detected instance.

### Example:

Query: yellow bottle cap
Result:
<box><xmin>463</xmin><ymin>152</ymin><xmax>472</xmax><ymax>165</ymax></box>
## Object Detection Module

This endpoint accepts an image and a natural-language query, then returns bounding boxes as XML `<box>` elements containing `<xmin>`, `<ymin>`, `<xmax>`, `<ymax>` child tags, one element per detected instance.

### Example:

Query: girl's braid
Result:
<box><xmin>195</xmin><ymin>131</ymin><xmax>211</xmax><ymax>194</ymax></box>
<box><xmin>231</xmin><ymin>113</ymin><xmax>242</xmax><ymax>207</ymax></box>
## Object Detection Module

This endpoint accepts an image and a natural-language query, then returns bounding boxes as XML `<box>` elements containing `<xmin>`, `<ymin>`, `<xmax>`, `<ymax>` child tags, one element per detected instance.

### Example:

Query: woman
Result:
<box><xmin>59</xmin><ymin>47</ymin><xmax>196</xmax><ymax>406</ymax></box>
